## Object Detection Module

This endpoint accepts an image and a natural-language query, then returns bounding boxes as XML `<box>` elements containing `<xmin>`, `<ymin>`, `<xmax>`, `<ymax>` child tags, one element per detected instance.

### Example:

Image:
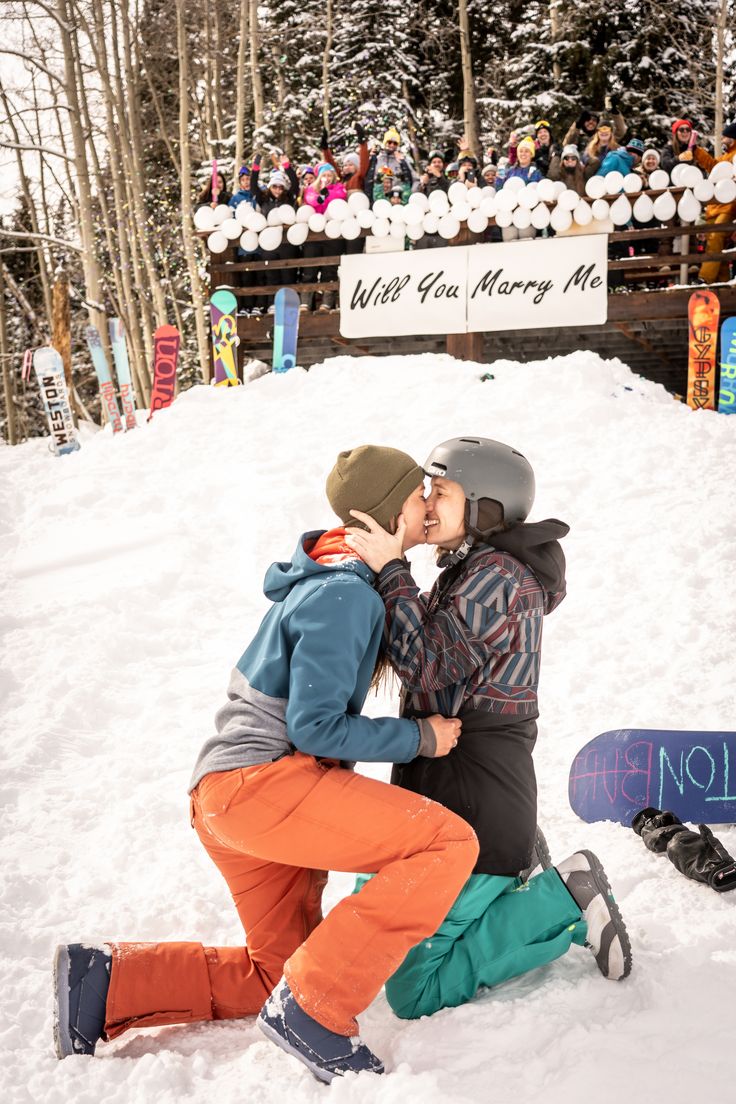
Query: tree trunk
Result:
<box><xmin>457</xmin><ymin>0</ymin><xmax>480</xmax><ymax>159</ymax></box>
<box><xmin>249</xmin><ymin>0</ymin><xmax>265</xmax><ymax>135</ymax></box>
<box><xmin>322</xmin><ymin>0</ymin><xmax>333</xmax><ymax>131</ymax></box>
<box><xmin>233</xmin><ymin>0</ymin><xmax>250</xmax><ymax>189</ymax></box>
<box><xmin>714</xmin><ymin>0</ymin><xmax>727</xmax><ymax>155</ymax></box>
<box><xmin>0</xmin><ymin>262</ymin><xmax>17</xmax><ymax>446</ymax></box>
<box><xmin>176</xmin><ymin>0</ymin><xmax>212</xmax><ymax>382</ymax></box>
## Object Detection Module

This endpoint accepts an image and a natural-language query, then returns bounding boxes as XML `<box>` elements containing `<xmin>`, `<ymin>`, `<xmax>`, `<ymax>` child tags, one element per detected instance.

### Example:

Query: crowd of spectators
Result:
<box><xmin>197</xmin><ymin>103</ymin><xmax>736</xmax><ymax>312</ymax></box>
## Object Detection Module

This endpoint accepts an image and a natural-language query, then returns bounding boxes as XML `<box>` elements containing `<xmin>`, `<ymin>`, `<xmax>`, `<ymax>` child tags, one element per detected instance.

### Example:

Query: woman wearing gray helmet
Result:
<box><xmin>347</xmin><ymin>436</ymin><xmax>631</xmax><ymax>1019</ymax></box>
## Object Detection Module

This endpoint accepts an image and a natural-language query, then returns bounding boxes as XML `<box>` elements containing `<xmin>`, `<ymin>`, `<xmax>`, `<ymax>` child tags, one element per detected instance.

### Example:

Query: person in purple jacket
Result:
<box><xmin>346</xmin><ymin>436</ymin><xmax>632</xmax><ymax>1019</ymax></box>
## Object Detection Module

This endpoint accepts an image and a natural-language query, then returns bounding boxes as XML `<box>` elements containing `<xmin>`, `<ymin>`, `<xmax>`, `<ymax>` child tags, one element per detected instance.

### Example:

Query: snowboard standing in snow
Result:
<box><xmin>147</xmin><ymin>325</ymin><xmax>181</xmax><ymax>420</ymax></box>
<box><xmin>569</xmin><ymin>728</ymin><xmax>736</xmax><ymax>826</ymax></box>
<box><xmin>272</xmin><ymin>288</ymin><xmax>300</xmax><ymax>374</ymax></box>
<box><xmin>686</xmin><ymin>289</ymin><xmax>720</xmax><ymax>411</ymax></box>
<box><xmin>32</xmin><ymin>347</ymin><xmax>81</xmax><ymax>456</ymax></box>
<box><xmin>108</xmin><ymin>319</ymin><xmax>137</xmax><ymax>430</ymax></box>
<box><xmin>85</xmin><ymin>325</ymin><xmax>123</xmax><ymax>434</ymax></box>
<box><xmin>210</xmin><ymin>289</ymin><xmax>240</xmax><ymax>386</ymax></box>
<box><xmin>718</xmin><ymin>315</ymin><xmax>736</xmax><ymax>414</ymax></box>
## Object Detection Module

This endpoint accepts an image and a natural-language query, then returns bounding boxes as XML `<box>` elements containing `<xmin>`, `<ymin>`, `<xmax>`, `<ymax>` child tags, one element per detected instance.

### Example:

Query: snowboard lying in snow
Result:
<box><xmin>569</xmin><ymin>728</ymin><xmax>736</xmax><ymax>826</ymax></box>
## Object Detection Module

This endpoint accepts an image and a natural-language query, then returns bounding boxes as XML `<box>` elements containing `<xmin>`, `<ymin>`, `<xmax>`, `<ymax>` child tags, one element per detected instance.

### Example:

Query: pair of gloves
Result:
<box><xmin>632</xmin><ymin>808</ymin><xmax>736</xmax><ymax>892</ymax></box>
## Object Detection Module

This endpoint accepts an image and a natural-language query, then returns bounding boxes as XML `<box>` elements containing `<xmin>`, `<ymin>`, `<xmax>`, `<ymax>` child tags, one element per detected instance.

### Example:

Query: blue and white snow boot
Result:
<box><xmin>257</xmin><ymin>977</ymin><xmax>384</xmax><ymax>1083</ymax></box>
<box><xmin>556</xmin><ymin>850</ymin><xmax>632</xmax><ymax>981</ymax></box>
<box><xmin>53</xmin><ymin>943</ymin><xmax>111</xmax><ymax>1058</ymax></box>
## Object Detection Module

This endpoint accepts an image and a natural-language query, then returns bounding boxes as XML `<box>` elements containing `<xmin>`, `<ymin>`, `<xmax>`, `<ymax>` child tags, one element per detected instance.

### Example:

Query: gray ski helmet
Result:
<box><xmin>424</xmin><ymin>437</ymin><xmax>535</xmax><ymax>522</ymax></box>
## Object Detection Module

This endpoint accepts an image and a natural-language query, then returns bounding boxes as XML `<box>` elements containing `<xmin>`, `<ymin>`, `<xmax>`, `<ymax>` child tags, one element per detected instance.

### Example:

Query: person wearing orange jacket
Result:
<box><xmin>52</xmin><ymin>446</ymin><xmax>478</xmax><ymax>1084</ymax></box>
<box><xmin>693</xmin><ymin>123</ymin><xmax>736</xmax><ymax>284</ymax></box>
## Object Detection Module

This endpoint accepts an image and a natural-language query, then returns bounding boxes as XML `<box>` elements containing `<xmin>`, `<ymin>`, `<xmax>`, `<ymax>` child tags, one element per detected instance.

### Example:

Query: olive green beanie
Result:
<box><xmin>326</xmin><ymin>445</ymin><xmax>424</xmax><ymax>531</ymax></box>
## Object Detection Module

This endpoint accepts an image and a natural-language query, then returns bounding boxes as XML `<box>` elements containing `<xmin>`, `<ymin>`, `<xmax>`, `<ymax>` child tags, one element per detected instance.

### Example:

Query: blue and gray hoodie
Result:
<box><xmin>189</xmin><ymin>531</ymin><xmax>425</xmax><ymax>791</ymax></box>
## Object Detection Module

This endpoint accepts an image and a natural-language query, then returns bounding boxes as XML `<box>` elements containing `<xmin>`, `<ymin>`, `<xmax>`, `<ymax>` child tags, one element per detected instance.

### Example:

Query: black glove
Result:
<box><xmin>667</xmin><ymin>824</ymin><xmax>736</xmax><ymax>892</ymax></box>
<box><xmin>319</xmin><ymin>188</ymin><xmax>329</xmax><ymax>202</ymax></box>
<box><xmin>575</xmin><ymin>112</ymin><xmax>588</xmax><ymax>131</ymax></box>
<box><xmin>355</xmin><ymin>121</ymin><xmax>366</xmax><ymax>143</ymax></box>
<box><xmin>631</xmin><ymin>807</ymin><xmax>688</xmax><ymax>853</ymax></box>
<box><xmin>608</xmin><ymin>93</ymin><xmax>620</xmax><ymax>113</ymax></box>
<box><xmin>320</xmin><ymin>128</ymin><xmax>329</xmax><ymax>149</ymax></box>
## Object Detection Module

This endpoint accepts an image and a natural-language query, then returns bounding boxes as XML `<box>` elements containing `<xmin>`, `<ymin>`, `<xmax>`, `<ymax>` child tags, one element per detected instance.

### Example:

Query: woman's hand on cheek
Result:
<box><xmin>345</xmin><ymin>511</ymin><xmax>406</xmax><ymax>572</ymax></box>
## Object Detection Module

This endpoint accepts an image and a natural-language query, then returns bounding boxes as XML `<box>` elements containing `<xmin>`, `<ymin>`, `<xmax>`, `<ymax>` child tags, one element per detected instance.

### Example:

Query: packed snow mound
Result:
<box><xmin>2</xmin><ymin>351</ymin><xmax>734</xmax><ymax>1104</ymax></box>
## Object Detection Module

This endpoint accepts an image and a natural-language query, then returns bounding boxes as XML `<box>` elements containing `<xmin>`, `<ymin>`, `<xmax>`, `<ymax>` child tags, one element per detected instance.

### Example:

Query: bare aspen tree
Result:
<box><xmin>322</xmin><ymin>0</ymin><xmax>333</xmax><ymax>131</ymax></box>
<box><xmin>549</xmin><ymin>0</ymin><xmax>563</xmax><ymax>82</ymax></box>
<box><xmin>175</xmin><ymin>0</ymin><xmax>212</xmax><ymax>382</ymax></box>
<box><xmin>233</xmin><ymin>0</ymin><xmax>250</xmax><ymax>189</ymax></box>
<box><xmin>457</xmin><ymin>0</ymin><xmax>480</xmax><ymax>158</ymax></box>
<box><xmin>0</xmin><ymin>263</ymin><xmax>17</xmax><ymax>446</ymax></box>
<box><xmin>714</xmin><ymin>0</ymin><xmax>728</xmax><ymax>154</ymax></box>
<box><xmin>249</xmin><ymin>0</ymin><xmax>265</xmax><ymax>135</ymax></box>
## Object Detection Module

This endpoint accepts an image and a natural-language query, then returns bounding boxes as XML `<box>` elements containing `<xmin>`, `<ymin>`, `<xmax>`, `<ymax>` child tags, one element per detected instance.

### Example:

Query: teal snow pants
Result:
<box><xmin>355</xmin><ymin>868</ymin><xmax>587</xmax><ymax>1020</ymax></box>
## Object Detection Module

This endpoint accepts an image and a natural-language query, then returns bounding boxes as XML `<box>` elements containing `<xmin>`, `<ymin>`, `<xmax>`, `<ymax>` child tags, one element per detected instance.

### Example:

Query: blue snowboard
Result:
<box><xmin>569</xmin><ymin>728</ymin><xmax>736</xmax><ymax>826</ymax></box>
<box><xmin>718</xmin><ymin>315</ymin><xmax>736</xmax><ymax>414</ymax></box>
<box><xmin>272</xmin><ymin>288</ymin><xmax>300</xmax><ymax>374</ymax></box>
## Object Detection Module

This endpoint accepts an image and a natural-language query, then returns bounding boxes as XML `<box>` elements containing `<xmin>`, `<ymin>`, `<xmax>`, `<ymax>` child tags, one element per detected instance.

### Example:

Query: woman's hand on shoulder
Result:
<box><xmin>345</xmin><ymin>511</ymin><xmax>406</xmax><ymax>572</ymax></box>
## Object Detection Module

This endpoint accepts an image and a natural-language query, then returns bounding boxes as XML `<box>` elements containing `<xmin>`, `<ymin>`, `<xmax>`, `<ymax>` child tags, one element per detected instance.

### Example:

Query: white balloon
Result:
<box><xmin>234</xmin><ymin>202</ymin><xmax>255</xmax><ymax>227</ymax></box>
<box><xmin>652</xmin><ymin>190</ymin><xmax>677</xmax><ymax>221</ymax></box>
<box><xmin>467</xmin><ymin>187</ymin><xmax>483</xmax><ymax>209</ymax></box>
<box><xmin>609</xmin><ymin>194</ymin><xmax>633</xmax><ymax>226</ymax></box>
<box><xmin>480</xmin><ymin>185</ymin><xmax>496</xmax><ymax>199</ymax></box>
<box><xmin>267</xmin><ymin>207</ymin><xmax>283</xmax><ymax>226</ymax></box>
<box><xmin>428</xmin><ymin>189</ymin><xmax>450</xmax><ymax>214</ymax></box>
<box><xmin>207</xmin><ymin>230</ymin><xmax>229</xmax><ymax>253</ymax></box>
<box><xmin>604</xmin><ymin>170</ymin><xmax>625</xmax><ymax>195</ymax></box>
<box><xmin>403</xmin><ymin>203</ymin><xmax>424</xmax><ymax>226</ymax></box>
<box><xmin>693</xmin><ymin>179</ymin><xmax>715</xmax><ymax>203</ymax></box>
<box><xmin>326</xmin><ymin>197</ymin><xmax>350</xmax><ymax>221</ymax></box>
<box><xmin>623</xmin><ymin>173</ymin><xmax>642</xmax><ymax>195</ymax></box>
<box><xmin>550</xmin><ymin>206</ymin><xmax>573</xmax><ymax>232</ymax></box>
<box><xmin>501</xmin><ymin>225</ymin><xmax>519</xmax><ymax>241</ymax></box>
<box><xmin>388</xmin><ymin>204</ymin><xmax>407</xmax><ymax>223</ymax></box>
<box><xmin>467</xmin><ymin>209</ymin><xmax>488</xmax><ymax>234</ymax></box>
<box><xmin>258</xmin><ymin>226</ymin><xmax>283</xmax><ymax>251</ymax></box>
<box><xmin>249</xmin><ymin>211</ymin><xmax>267</xmax><ymax>232</ymax></box>
<box><xmin>677</xmin><ymin>189</ymin><xmax>701</xmax><ymax>223</ymax></box>
<box><xmin>286</xmin><ymin>222</ymin><xmax>309</xmax><ymax>246</ymax></box>
<box><xmin>408</xmin><ymin>191</ymin><xmax>429</xmax><ymax>210</ymax></box>
<box><xmin>494</xmin><ymin>208</ymin><xmax>514</xmax><ymax>228</ymax></box>
<box><xmin>632</xmin><ymin>194</ymin><xmax>654</xmax><ymax>223</ymax></box>
<box><xmin>356</xmin><ymin>208</ymin><xmax>375</xmax><ymax>229</ymax></box>
<box><xmin>591</xmin><ymin>199</ymin><xmax>611</xmax><ymax>221</ymax></box>
<box><xmin>670</xmin><ymin>163</ymin><xmax>690</xmax><ymax>187</ymax></box>
<box><xmin>681</xmin><ymin>165</ymin><xmax>703</xmax><ymax>189</ymax></box>
<box><xmin>450</xmin><ymin>202</ymin><xmax>470</xmax><ymax>222</ymax></box>
<box><xmin>347</xmin><ymin>190</ymin><xmax>370</xmax><ymax>212</ymax></box>
<box><xmin>448</xmin><ymin>181</ymin><xmax>469</xmax><ymax>205</ymax></box>
<box><xmin>212</xmin><ymin>204</ymin><xmax>231</xmax><ymax>225</ymax></box>
<box><xmin>372</xmin><ymin>198</ymin><xmax>392</xmax><ymax>219</ymax></box>
<box><xmin>220</xmin><ymin>218</ymin><xmax>243</xmax><ymax>240</ymax></box>
<box><xmin>340</xmin><ymin>217</ymin><xmax>360</xmax><ymax>241</ymax></box>
<box><xmin>406</xmin><ymin>223</ymin><xmax>425</xmax><ymax>241</ymax></box>
<box><xmin>194</xmin><ymin>205</ymin><xmax>217</xmax><ymax>230</ymax></box>
<box><xmin>552</xmin><ymin>181</ymin><xmax>566</xmax><ymax>198</ymax></box>
<box><xmin>372</xmin><ymin>217</ymin><xmax>390</xmax><ymax>238</ymax></box>
<box><xmin>307</xmin><ymin>212</ymin><xmax>326</xmax><ymax>233</ymax></box>
<box><xmin>558</xmin><ymin>188</ymin><xmax>581</xmax><ymax>212</ymax></box>
<box><xmin>389</xmin><ymin>221</ymin><xmax>406</xmax><ymax>239</ymax></box>
<box><xmin>537</xmin><ymin>178</ymin><xmax>556</xmax><ymax>203</ymax></box>
<box><xmin>714</xmin><ymin>177</ymin><xmax>736</xmax><ymax>204</ymax></box>
<box><xmin>518</xmin><ymin>185</ymin><xmax>540</xmax><ymax>210</ymax></box>
<box><xmin>479</xmin><ymin>196</ymin><xmax>497</xmax><ymax>218</ymax></box>
<box><xmin>278</xmin><ymin>204</ymin><xmax>296</xmax><ymax>225</ymax></box>
<box><xmin>585</xmin><ymin>175</ymin><xmax>607</xmax><ymax>199</ymax></box>
<box><xmin>324</xmin><ymin>219</ymin><xmax>343</xmax><ymax>239</ymax></box>
<box><xmin>422</xmin><ymin>212</ymin><xmax>440</xmax><ymax>234</ymax></box>
<box><xmin>648</xmin><ymin>169</ymin><xmax>670</xmax><ymax>191</ymax></box>
<box><xmin>438</xmin><ymin>214</ymin><xmax>460</xmax><ymax>240</ymax></box>
<box><xmin>296</xmin><ymin>205</ymin><xmax>312</xmax><ymax>223</ymax></box>
<box><xmin>512</xmin><ymin>206</ymin><xmax>532</xmax><ymax>229</ymax></box>
<box><xmin>505</xmin><ymin>176</ymin><xmax>526</xmax><ymax>193</ymax></box>
<box><xmin>710</xmin><ymin>160</ymin><xmax>735</xmax><ymax>183</ymax></box>
<box><xmin>239</xmin><ymin>229</ymin><xmax>260</xmax><ymax>252</ymax></box>
<box><xmin>531</xmin><ymin>202</ymin><xmax>551</xmax><ymax>229</ymax></box>
<box><xmin>495</xmin><ymin>188</ymin><xmax>518</xmax><ymax>212</ymax></box>
<box><xmin>573</xmin><ymin>201</ymin><xmax>593</xmax><ymax>226</ymax></box>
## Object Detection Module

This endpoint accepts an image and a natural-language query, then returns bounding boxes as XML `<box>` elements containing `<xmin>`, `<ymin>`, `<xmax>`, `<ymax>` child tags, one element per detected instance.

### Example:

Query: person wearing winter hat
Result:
<box><xmin>498</xmin><ymin>136</ymin><xmax>543</xmax><ymax>188</ymax></box>
<box><xmin>301</xmin><ymin>164</ymin><xmax>348</xmax><ymax>312</ymax></box>
<box><xmin>691</xmin><ymin>121</ymin><xmax>736</xmax><ymax>283</ymax></box>
<box><xmin>365</xmin><ymin>126</ymin><xmax>415</xmax><ymax>203</ymax></box>
<box><xmin>419</xmin><ymin>150</ymin><xmax>450</xmax><ymax>196</ymax></box>
<box><xmin>636</xmin><ymin>147</ymin><xmax>661</xmax><ymax>187</ymax></box>
<box><xmin>345</xmin><ymin>436</ymin><xmax>632</xmax><ymax>1022</ymax></box>
<box><xmin>584</xmin><ymin>122</ymin><xmax>633</xmax><ymax>177</ymax></box>
<box><xmin>659</xmin><ymin>118</ymin><xmax>698</xmax><ymax>173</ymax></box>
<box><xmin>481</xmin><ymin>162</ymin><xmax>498</xmax><ymax>185</ymax></box>
<box><xmin>547</xmin><ymin>144</ymin><xmax>586</xmax><ymax>196</ymax></box>
<box><xmin>533</xmin><ymin>119</ymin><xmax>557</xmax><ymax>176</ymax></box>
<box><xmin>53</xmin><ymin>444</ymin><xmax>478</xmax><ymax>1083</ymax></box>
<box><xmin>563</xmin><ymin>100</ymin><xmax>626</xmax><ymax>156</ymax></box>
<box><xmin>320</xmin><ymin>121</ymin><xmax>370</xmax><ymax>194</ymax></box>
<box><xmin>250</xmin><ymin>154</ymin><xmax>301</xmax><ymax>312</ymax></box>
<box><xmin>625</xmin><ymin>137</ymin><xmax>645</xmax><ymax>167</ymax></box>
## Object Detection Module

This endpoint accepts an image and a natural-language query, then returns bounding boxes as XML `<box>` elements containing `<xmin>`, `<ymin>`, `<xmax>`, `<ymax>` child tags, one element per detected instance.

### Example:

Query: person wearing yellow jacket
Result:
<box><xmin>694</xmin><ymin>123</ymin><xmax>736</xmax><ymax>284</ymax></box>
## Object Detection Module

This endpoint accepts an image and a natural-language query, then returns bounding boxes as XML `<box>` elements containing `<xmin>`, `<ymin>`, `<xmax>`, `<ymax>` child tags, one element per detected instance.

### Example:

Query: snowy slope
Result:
<box><xmin>1</xmin><ymin>351</ymin><xmax>734</xmax><ymax>1104</ymax></box>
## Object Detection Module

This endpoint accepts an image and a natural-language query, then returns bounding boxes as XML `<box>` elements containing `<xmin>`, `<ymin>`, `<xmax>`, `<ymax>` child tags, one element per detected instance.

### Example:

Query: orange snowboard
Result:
<box><xmin>687</xmin><ymin>289</ymin><xmax>720</xmax><ymax>410</ymax></box>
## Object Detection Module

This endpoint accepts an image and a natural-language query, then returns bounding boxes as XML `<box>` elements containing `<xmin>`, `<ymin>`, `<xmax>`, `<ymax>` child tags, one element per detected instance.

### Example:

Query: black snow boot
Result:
<box><xmin>632</xmin><ymin>808</ymin><xmax>736</xmax><ymax>893</ymax></box>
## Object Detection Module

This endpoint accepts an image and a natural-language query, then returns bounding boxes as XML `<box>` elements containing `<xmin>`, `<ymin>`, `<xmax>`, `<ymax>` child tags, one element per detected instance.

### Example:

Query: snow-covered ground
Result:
<box><xmin>2</xmin><ymin>351</ymin><xmax>734</xmax><ymax>1104</ymax></box>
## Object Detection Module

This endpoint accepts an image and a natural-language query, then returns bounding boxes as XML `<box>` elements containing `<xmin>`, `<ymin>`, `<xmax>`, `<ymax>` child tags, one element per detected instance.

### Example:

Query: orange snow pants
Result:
<box><xmin>104</xmin><ymin>752</ymin><xmax>478</xmax><ymax>1039</ymax></box>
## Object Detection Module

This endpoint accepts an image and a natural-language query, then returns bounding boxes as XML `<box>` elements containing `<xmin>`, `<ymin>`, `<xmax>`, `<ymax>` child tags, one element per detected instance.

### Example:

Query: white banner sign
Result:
<box><xmin>338</xmin><ymin>236</ymin><xmax>608</xmax><ymax>338</ymax></box>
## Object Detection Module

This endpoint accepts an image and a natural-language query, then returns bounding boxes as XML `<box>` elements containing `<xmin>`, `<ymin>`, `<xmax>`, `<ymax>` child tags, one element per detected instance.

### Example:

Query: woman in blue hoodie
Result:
<box><xmin>53</xmin><ymin>446</ymin><xmax>478</xmax><ymax>1084</ymax></box>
